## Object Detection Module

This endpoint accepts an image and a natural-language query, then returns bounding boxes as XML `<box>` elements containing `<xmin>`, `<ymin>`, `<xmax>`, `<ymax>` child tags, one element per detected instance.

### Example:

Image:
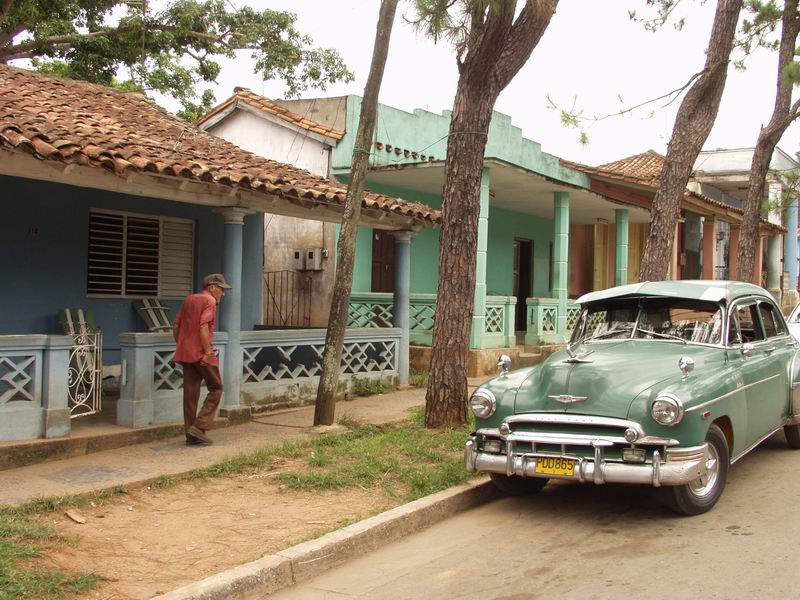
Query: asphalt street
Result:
<box><xmin>270</xmin><ymin>430</ymin><xmax>800</xmax><ymax>599</ymax></box>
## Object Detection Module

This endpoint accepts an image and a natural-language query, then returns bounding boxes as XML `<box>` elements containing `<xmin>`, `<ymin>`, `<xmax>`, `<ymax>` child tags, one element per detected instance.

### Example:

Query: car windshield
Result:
<box><xmin>571</xmin><ymin>296</ymin><xmax>724</xmax><ymax>345</ymax></box>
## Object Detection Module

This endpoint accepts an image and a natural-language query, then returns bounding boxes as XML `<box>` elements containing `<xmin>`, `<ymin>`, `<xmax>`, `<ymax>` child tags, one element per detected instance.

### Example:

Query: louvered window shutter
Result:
<box><xmin>87</xmin><ymin>210</ymin><xmax>194</xmax><ymax>298</ymax></box>
<box><xmin>159</xmin><ymin>219</ymin><xmax>195</xmax><ymax>299</ymax></box>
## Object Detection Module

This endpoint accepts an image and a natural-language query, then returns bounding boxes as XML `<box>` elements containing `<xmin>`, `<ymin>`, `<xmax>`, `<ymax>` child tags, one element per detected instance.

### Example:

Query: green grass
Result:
<box><xmin>350</xmin><ymin>376</ymin><xmax>395</xmax><ymax>397</ymax></box>
<box><xmin>0</xmin><ymin>509</ymin><xmax>100</xmax><ymax>599</ymax></box>
<box><xmin>409</xmin><ymin>369</ymin><xmax>429</xmax><ymax>388</ymax></box>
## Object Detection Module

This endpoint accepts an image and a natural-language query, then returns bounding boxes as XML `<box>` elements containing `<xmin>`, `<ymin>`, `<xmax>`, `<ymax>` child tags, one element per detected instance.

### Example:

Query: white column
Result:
<box><xmin>392</xmin><ymin>231</ymin><xmax>413</xmax><ymax>385</ymax></box>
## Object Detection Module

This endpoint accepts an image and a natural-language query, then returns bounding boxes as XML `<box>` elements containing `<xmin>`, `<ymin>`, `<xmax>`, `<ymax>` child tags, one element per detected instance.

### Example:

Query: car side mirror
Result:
<box><xmin>741</xmin><ymin>343</ymin><xmax>756</xmax><ymax>358</ymax></box>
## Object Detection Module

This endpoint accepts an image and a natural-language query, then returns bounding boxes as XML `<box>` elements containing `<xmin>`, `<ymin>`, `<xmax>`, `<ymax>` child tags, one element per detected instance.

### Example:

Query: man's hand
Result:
<box><xmin>201</xmin><ymin>349</ymin><xmax>215</xmax><ymax>365</ymax></box>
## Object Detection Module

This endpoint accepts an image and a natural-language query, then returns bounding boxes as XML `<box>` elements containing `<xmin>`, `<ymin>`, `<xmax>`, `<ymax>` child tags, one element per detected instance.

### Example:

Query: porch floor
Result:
<box><xmin>0</xmin><ymin>381</ymin><xmax>483</xmax><ymax>507</ymax></box>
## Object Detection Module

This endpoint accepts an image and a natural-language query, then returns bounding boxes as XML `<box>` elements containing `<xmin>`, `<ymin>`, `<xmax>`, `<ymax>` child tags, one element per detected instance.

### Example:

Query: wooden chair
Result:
<box><xmin>133</xmin><ymin>298</ymin><xmax>173</xmax><ymax>332</ymax></box>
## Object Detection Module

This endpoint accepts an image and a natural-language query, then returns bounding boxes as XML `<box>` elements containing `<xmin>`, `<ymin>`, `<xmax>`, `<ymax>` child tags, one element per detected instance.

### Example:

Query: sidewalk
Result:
<box><xmin>0</xmin><ymin>382</ymin><xmax>482</xmax><ymax>507</ymax></box>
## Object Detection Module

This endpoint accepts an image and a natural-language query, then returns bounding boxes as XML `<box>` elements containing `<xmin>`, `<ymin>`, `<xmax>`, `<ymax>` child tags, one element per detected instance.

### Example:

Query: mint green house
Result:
<box><xmin>277</xmin><ymin>96</ymin><xmax>651</xmax><ymax>374</ymax></box>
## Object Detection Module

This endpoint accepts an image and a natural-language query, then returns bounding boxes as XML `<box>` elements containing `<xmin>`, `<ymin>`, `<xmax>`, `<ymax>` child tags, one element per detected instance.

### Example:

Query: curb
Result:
<box><xmin>153</xmin><ymin>478</ymin><xmax>497</xmax><ymax>600</ymax></box>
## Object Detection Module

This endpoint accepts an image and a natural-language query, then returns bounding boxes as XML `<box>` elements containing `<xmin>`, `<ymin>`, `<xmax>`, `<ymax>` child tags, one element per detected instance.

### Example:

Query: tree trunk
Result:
<box><xmin>639</xmin><ymin>0</ymin><xmax>743</xmax><ymax>281</ymax></box>
<box><xmin>737</xmin><ymin>0</ymin><xmax>800</xmax><ymax>283</ymax></box>
<box><xmin>425</xmin><ymin>0</ymin><xmax>558</xmax><ymax>428</ymax></box>
<box><xmin>314</xmin><ymin>0</ymin><xmax>398</xmax><ymax>426</ymax></box>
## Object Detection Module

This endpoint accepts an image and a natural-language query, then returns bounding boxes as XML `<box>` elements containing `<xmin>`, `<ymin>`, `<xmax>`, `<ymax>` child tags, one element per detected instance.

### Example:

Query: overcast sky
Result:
<box><xmin>158</xmin><ymin>1</ymin><xmax>800</xmax><ymax>167</ymax></box>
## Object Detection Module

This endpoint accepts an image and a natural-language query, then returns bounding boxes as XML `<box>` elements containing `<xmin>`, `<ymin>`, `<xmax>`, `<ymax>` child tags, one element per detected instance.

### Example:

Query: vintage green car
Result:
<box><xmin>465</xmin><ymin>281</ymin><xmax>800</xmax><ymax>515</ymax></box>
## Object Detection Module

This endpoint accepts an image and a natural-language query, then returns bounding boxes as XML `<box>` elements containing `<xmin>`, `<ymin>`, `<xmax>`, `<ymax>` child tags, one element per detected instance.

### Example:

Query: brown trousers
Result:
<box><xmin>182</xmin><ymin>362</ymin><xmax>223</xmax><ymax>436</ymax></box>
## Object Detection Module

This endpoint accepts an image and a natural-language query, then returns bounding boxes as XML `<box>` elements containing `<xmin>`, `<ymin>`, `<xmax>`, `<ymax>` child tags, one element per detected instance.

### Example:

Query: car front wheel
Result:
<box><xmin>662</xmin><ymin>424</ymin><xmax>729</xmax><ymax>516</ymax></box>
<box><xmin>489</xmin><ymin>473</ymin><xmax>549</xmax><ymax>496</ymax></box>
<box><xmin>783</xmin><ymin>424</ymin><xmax>800</xmax><ymax>449</ymax></box>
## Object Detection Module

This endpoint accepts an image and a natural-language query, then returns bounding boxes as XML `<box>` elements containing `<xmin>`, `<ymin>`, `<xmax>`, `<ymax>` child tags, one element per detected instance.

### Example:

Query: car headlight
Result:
<box><xmin>651</xmin><ymin>394</ymin><xmax>684</xmax><ymax>426</ymax></box>
<box><xmin>470</xmin><ymin>389</ymin><xmax>497</xmax><ymax>419</ymax></box>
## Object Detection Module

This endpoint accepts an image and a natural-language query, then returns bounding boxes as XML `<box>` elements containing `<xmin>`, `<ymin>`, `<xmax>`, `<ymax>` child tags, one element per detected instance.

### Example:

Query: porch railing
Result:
<box><xmin>348</xmin><ymin>293</ymin><xmax>436</xmax><ymax>345</ymax></box>
<box><xmin>525</xmin><ymin>298</ymin><xmax>580</xmax><ymax>346</ymax></box>
<box><xmin>0</xmin><ymin>334</ymin><xmax>73</xmax><ymax>441</ymax></box>
<box><xmin>348</xmin><ymin>293</ymin><xmax>516</xmax><ymax>348</ymax></box>
<box><xmin>118</xmin><ymin>328</ymin><xmax>401</xmax><ymax>426</ymax></box>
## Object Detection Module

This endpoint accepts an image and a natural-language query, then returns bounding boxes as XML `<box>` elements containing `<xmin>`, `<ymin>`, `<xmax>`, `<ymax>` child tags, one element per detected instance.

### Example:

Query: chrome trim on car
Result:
<box><xmin>504</xmin><ymin>413</ymin><xmax>646</xmax><ymax>436</ymax></box>
<box><xmin>686</xmin><ymin>374</ymin><xmax>783</xmax><ymax>413</ymax></box>
<box><xmin>465</xmin><ymin>435</ymin><xmax>709</xmax><ymax>487</ymax></box>
<box><xmin>548</xmin><ymin>394</ymin><xmax>588</xmax><ymax>404</ymax></box>
<box><xmin>730</xmin><ymin>422</ymin><xmax>786</xmax><ymax>464</ymax></box>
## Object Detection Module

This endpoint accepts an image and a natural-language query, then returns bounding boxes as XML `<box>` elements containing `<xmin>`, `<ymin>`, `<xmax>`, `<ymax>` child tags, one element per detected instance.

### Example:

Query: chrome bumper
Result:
<box><xmin>465</xmin><ymin>436</ymin><xmax>709</xmax><ymax>487</ymax></box>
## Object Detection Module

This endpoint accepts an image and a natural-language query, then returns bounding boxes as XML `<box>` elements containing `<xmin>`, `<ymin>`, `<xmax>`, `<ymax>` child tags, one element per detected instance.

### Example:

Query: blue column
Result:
<box><xmin>241</xmin><ymin>213</ymin><xmax>264</xmax><ymax>330</ymax></box>
<box><xmin>392</xmin><ymin>231</ymin><xmax>412</xmax><ymax>385</ymax></box>
<box><xmin>216</xmin><ymin>208</ymin><xmax>253</xmax><ymax>408</ymax></box>
<box><xmin>786</xmin><ymin>198</ymin><xmax>798</xmax><ymax>290</ymax></box>
<box><xmin>615</xmin><ymin>209</ymin><xmax>629</xmax><ymax>286</ymax></box>
<box><xmin>553</xmin><ymin>192</ymin><xmax>569</xmax><ymax>340</ymax></box>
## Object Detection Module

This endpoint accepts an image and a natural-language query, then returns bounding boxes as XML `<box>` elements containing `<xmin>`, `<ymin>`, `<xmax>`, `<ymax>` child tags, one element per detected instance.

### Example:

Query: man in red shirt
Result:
<box><xmin>172</xmin><ymin>273</ymin><xmax>231</xmax><ymax>445</ymax></box>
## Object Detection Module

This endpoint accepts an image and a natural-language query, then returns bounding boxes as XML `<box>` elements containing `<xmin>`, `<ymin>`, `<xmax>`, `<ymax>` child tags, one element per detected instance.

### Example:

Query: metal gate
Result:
<box><xmin>263</xmin><ymin>270</ymin><xmax>312</xmax><ymax>327</ymax></box>
<box><xmin>68</xmin><ymin>331</ymin><xmax>103</xmax><ymax>418</ymax></box>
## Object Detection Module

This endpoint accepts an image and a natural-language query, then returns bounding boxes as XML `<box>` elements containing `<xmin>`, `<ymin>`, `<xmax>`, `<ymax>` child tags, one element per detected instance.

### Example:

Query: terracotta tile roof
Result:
<box><xmin>561</xmin><ymin>151</ymin><xmax>784</xmax><ymax>233</ymax></box>
<box><xmin>0</xmin><ymin>65</ymin><xmax>438</xmax><ymax>225</ymax></box>
<box><xmin>196</xmin><ymin>87</ymin><xmax>345</xmax><ymax>140</ymax></box>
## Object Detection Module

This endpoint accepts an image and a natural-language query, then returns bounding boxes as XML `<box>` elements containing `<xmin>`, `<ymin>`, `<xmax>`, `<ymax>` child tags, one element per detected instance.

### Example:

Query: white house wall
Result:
<box><xmin>207</xmin><ymin>109</ymin><xmax>336</xmax><ymax>326</ymax></box>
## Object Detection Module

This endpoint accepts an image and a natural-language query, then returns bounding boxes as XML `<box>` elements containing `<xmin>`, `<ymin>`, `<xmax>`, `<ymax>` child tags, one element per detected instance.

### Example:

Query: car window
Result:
<box><xmin>758</xmin><ymin>301</ymin><xmax>787</xmax><ymax>338</ymax></box>
<box><xmin>734</xmin><ymin>303</ymin><xmax>764</xmax><ymax>343</ymax></box>
<box><xmin>635</xmin><ymin>299</ymin><xmax>723</xmax><ymax>344</ymax></box>
<box><xmin>727</xmin><ymin>310</ymin><xmax>741</xmax><ymax>345</ymax></box>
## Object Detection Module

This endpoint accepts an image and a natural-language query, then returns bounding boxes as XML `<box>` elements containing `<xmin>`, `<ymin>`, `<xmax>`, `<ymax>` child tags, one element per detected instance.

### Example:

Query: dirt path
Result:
<box><xmin>43</xmin><ymin>465</ymin><xmax>393</xmax><ymax>600</ymax></box>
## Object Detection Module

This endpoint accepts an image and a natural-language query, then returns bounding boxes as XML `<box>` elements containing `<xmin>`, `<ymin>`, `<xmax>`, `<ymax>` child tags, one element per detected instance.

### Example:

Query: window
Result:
<box><xmin>87</xmin><ymin>210</ymin><xmax>194</xmax><ymax>299</ymax></box>
<box><xmin>733</xmin><ymin>303</ymin><xmax>764</xmax><ymax>344</ymax></box>
<box><xmin>758</xmin><ymin>301</ymin><xmax>787</xmax><ymax>338</ymax></box>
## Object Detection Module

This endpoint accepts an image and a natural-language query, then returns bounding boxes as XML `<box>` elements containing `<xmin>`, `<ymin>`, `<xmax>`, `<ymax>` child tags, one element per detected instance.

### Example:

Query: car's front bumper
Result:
<box><xmin>465</xmin><ymin>435</ymin><xmax>709</xmax><ymax>487</ymax></box>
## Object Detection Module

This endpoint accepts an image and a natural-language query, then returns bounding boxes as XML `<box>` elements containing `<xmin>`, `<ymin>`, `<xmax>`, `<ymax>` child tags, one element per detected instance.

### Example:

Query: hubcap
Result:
<box><xmin>688</xmin><ymin>443</ymin><xmax>720</xmax><ymax>499</ymax></box>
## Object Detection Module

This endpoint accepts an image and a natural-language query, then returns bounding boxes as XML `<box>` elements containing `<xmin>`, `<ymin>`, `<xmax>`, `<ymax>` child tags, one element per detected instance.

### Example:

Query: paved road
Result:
<box><xmin>271</xmin><ymin>431</ymin><xmax>800</xmax><ymax>599</ymax></box>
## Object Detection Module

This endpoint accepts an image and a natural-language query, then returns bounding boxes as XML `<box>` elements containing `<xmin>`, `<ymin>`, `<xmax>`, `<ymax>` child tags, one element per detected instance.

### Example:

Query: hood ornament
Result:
<box><xmin>564</xmin><ymin>340</ymin><xmax>594</xmax><ymax>364</ymax></box>
<box><xmin>548</xmin><ymin>394</ymin><xmax>588</xmax><ymax>404</ymax></box>
<box><xmin>678</xmin><ymin>356</ymin><xmax>695</xmax><ymax>380</ymax></box>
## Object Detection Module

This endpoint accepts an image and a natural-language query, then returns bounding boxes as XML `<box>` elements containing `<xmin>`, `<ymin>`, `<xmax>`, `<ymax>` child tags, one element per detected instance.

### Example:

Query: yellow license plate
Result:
<box><xmin>535</xmin><ymin>456</ymin><xmax>576</xmax><ymax>476</ymax></box>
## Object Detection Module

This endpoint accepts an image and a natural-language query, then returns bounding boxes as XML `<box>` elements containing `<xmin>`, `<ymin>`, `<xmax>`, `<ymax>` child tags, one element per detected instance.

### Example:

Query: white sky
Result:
<box><xmin>156</xmin><ymin>0</ymin><xmax>800</xmax><ymax>167</ymax></box>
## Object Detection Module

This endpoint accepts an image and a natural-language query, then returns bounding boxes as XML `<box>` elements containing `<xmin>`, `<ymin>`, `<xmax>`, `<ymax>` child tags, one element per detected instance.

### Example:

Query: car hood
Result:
<box><xmin>513</xmin><ymin>340</ymin><xmax>714</xmax><ymax>419</ymax></box>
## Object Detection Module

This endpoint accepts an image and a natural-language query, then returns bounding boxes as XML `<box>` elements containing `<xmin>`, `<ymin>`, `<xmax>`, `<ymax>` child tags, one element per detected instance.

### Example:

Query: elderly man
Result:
<box><xmin>173</xmin><ymin>273</ymin><xmax>231</xmax><ymax>445</ymax></box>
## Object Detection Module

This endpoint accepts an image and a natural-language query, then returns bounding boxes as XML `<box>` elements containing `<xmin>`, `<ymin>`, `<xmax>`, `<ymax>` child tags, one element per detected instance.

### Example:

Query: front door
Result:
<box><xmin>371</xmin><ymin>230</ymin><xmax>395</xmax><ymax>293</ymax></box>
<box><xmin>513</xmin><ymin>239</ymin><xmax>532</xmax><ymax>332</ymax></box>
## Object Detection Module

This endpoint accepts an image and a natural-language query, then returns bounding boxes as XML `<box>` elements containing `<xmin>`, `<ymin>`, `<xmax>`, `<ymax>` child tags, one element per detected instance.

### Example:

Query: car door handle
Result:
<box><xmin>764</xmin><ymin>347</ymin><xmax>776</xmax><ymax>355</ymax></box>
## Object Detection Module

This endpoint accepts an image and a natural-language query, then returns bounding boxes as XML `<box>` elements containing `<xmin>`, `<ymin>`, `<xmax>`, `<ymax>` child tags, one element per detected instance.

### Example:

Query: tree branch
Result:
<box><xmin>0</xmin><ymin>0</ymin><xmax>14</xmax><ymax>24</ymax></box>
<box><xmin>494</xmin><ymin>0</ymin><xmax>558</xmax><ymax>91</ymax></box>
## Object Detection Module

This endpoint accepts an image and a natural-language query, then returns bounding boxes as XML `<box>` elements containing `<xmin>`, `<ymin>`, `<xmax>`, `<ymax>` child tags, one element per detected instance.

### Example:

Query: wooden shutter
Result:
<box><xmin>87</xmin><ymin>212</ymin><xmax>124</xmax><ymax>295</ymax></box>
<box><xmin>125</xmin><ymin>216</ymin><xmax>160</xmax><ymax>296</ymax></box>
<box><xmin>159</xmin><ymin>219</ymin><xmax>194</xmax><ymax>298</ymax></box>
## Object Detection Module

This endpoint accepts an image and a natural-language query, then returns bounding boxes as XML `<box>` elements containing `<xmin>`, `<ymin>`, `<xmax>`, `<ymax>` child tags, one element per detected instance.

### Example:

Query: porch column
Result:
<box><xmin>470</xmin><ymin>167</ymin><xmax>490</xmax><ymax>349</ymax></box>
<box><xmin>766</xmin><ymin>234</ymin><xmax>782</xmax><ymax>301</ymax></box>
<box><xmin>728</xmin><ymin>226</ymin><xmax>740</xmax><ymax>280</ymax></box>
<box><xmin>216</xmin><ymin>207</ymin><xmax>254</xmax><ymax>409</ymax></box>
<box><xmin>670</xmin><ymin>221</ymin><xmax>680</xmax><ymax>280</ymax></box>
<box><xmin>785</xmin><ymin>197</ymin><xmax>798</xmax><ymax>290</ymax></box>
<box><xmin>553</xmin><ymin>191</ymin><xmax>569</xmax><ymax>340</ymax></box>
<box><xmin>42</xmin><ymin>336</ymin><xmax>73</xmax><ymax>438</ymax></box>
<box><xmin>702</xmin><ymin>218</ymin><xmax>717</xmax><ymax>280</ymax></box>
<box><xmin>753</xmin><ymin>236</ymin><xmax>765</xmax><ymax>286</ymax></box>
<box><xmin>392</xmin><ymin>231</ymin><xmax>412</xmax><ymax>385</ymax></box>
<box><xmin>614</xmin><ymin>209</ymin><xmax>629</xmax><ymax>286</ymax></box>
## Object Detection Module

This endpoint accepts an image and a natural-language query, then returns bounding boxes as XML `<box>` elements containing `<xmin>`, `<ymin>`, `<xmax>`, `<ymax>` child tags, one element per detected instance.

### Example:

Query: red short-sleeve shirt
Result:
<box><xmin>173</xmin><ymin>290</ymin><xmax>218</xmax><ymax>366</ymax></box>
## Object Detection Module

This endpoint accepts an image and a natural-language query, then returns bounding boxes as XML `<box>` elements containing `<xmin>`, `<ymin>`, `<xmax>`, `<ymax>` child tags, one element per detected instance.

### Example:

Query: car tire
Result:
<box><xmin>784</xmin><ymin>424</ymin><xmax>800</xmax><ymax>449</ymax></box>
<box><xmin>489</xmin><ymin>473</ymin><xmax>549</xmax><ymax>496</ymax></box>
<box><xmin>662</xmin><ymin>423</ymin><xmax>729</xmax><ymax>516</ymax></box>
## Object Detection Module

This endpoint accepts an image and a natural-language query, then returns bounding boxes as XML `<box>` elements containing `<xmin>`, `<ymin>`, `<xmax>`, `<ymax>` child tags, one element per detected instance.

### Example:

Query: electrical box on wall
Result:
<box><xmin>305</xmin><ymin>247</ymin><xmax>324</xmax><ymax>271</ymax></box>
<box><xmin>292</xmin><ymin>248</ymin><xmax>305</xmax><ymax>270</ymax></box>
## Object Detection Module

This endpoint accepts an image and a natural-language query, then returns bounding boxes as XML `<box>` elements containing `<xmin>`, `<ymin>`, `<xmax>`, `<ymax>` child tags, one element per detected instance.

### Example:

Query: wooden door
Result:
<box><xmin>513</xmin><ymin>239</ymin><xmax>532</xmax><ymax>331</ymax></box>
<box><xmin>371</xmin><ymin>230</ymin><xmax>395</xmax><ymax>293</ymax></box>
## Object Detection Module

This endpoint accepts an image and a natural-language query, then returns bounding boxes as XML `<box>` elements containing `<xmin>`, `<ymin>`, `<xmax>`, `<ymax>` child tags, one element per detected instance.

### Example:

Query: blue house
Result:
<box><xmin>0</xmin><ymin>65</ymin><xmax>438</xmax><ymax>441</ymax></box>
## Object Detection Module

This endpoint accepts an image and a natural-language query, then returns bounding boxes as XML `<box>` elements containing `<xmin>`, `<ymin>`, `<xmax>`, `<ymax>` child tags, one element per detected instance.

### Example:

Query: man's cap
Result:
<box><xmin>202</xmin><ymin>273</ymin><xmax>232</xmax><ymax>289</ymax></box>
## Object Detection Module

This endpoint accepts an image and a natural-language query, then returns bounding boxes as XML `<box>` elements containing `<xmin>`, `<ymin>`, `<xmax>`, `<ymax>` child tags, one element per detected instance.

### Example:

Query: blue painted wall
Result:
<box><xmin>0</xmin><ymin>175</ymin><xmax>263</xmax><ymax>359</ymax></box>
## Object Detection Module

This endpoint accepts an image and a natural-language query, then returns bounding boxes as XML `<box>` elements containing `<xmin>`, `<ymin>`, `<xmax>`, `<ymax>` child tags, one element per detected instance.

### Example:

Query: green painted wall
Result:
<box><xmin>332</xmin><ymin>95</ymin><xmax>590</xmax><ymax>189</ymax></box>
<box><xmin>486</xmin><ymin>207</ymin><xmax>554</xmax><ymax>299</ymax></box>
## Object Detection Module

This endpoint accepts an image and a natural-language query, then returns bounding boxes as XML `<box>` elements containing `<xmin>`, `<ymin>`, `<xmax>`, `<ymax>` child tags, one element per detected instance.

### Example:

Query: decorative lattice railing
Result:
<box><xmin>0</xmin><ymin>334</ymin><xmax>74</xmax><ymax>441</ymax></box>
<box><xmin>525</xmin><ymin>298</ymin><xmax>582</xmax><ymax>345</ymax></box>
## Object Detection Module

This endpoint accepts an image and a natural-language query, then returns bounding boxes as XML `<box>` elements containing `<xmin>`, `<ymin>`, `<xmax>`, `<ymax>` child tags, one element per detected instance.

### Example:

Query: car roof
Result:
<box><xmin>575</xmin><ymin>280</ymin><xmax>773</xmax><ymax>305</ymax></box>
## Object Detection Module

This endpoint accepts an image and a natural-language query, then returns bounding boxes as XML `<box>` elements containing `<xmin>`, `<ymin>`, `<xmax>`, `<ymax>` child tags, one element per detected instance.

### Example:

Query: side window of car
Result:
<box><xmin>727</xmin><ymin>310</ymin><xmax>741</xmax><ymax>346</ymax></box>
<box><xmin>758</xmin><ymin>301</ymin><xmax>786</xmax><ymax>338</ymax></box>
<box><xmin>735</xmin><ymin>303</ymin><xmax>765</xmax><ymax>343</ymax></box>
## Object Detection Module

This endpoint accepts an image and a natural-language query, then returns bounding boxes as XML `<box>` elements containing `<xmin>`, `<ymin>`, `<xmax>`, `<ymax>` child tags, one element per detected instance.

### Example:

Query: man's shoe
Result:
<box><xmin>186</xmin><ymin>436</ymin><xmax>204</xmax><ymax>446</ymax></box>
<box><xmin>187</xmin><ymin>425</ymin><xmax>212</xmax><ymax>445</ymax></box>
